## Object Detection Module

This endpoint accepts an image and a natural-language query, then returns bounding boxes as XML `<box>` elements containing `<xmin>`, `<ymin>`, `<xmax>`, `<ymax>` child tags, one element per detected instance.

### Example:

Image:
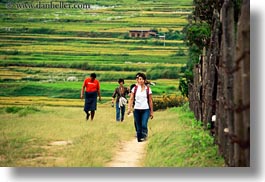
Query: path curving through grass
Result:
<box><xmin>105</xmin><ymin>139</ymin><xmax>147</xmax><ymax>167</ymax></box>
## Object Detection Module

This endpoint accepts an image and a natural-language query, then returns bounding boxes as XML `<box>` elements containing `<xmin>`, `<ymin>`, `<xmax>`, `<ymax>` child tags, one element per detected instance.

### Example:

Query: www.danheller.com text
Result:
<box><xmin>6</xmin><ymin>1</ymin><xmax>91</xmax><ymax>9</ymax></box>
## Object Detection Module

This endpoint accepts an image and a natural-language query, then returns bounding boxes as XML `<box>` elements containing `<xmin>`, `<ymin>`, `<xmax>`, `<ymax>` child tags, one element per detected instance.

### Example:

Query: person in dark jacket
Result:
<box><xmin>112</xmin><ymin>78</ymin><xmax>129</xmax><ymax>122</ymax></box>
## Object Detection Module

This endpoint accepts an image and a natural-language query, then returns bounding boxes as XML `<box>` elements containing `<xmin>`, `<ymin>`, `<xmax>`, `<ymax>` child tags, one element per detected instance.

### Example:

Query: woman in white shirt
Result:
<box><xmin>128</xmin><ymin>73</ymin><xmax>154</xmax><ymax>142</ymax></box>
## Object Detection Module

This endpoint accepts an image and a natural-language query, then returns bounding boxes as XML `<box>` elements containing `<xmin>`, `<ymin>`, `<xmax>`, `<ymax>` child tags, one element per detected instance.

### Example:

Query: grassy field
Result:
<box><xmin>0</xmin><ymin>0</ymin><xmax>191</xmax><ymax>66</ymax></box>
<box><xmin>0</xmin><ymin>104</ymin><xmax>134</xmax><ymax>167</ymax></box>
<box><xmin>0</xmin><ymin>0</ymin><xmax>216</xmax><ymax>167</ymax></box>
<box><xmin>0</xmin><ymin>0</ymin><xmax>192</xmax><ymax>101</ymax></box>
<box><xmin>0</xmin><ymin>102</ymin><xmax>224</xmax><ymax>167</ymax></box>
<box><xmin>145</xmin><ymin>105</ymin><xmax>225</xmax><ymax>167</ymax></box>
<box><xmin>0</xmin><ymin>77</ymin><xmax>180</xmax><ymax>99</ymax></box>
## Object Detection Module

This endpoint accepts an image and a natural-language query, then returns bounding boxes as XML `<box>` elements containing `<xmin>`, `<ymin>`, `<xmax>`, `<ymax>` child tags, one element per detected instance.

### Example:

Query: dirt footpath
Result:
<box><xmin>106</xmin><ymin>138</ymin><xmax>147</xmax><ymax>167</ymax></box>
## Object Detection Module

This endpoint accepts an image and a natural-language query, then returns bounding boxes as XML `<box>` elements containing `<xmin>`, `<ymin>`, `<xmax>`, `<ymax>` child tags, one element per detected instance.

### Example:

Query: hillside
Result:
<box><xmin>0</xmin><ymin>0</ymin><xmax>193</xmax><ymax>99</ymax></box>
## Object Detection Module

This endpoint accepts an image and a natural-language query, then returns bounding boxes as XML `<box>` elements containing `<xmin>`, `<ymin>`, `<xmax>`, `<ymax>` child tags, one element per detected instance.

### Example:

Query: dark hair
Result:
<box><xmin>118</xmin><ymin>78</ymin><xmax>124</xmax><ymax>84</ymax></box>
<box><xmin>145</xmin><ymin>80</ymin><xmax>151</xmax><ymax>85</ymax></box>
<box><xmin>135</xmin><ymin>72</ymin><xmax>141</xmax><ymax>79</ymax></box>
<box><xmin>90</xmin><ymin>73</ymin><xmax>96</xmax><ymax>78</ymax></box>
<box><xmin>137</xmin><ymin>72</ymin><xmax>146</xmax><ymax>80</ymax></box>
<box><xmin>130</xmin><ymin>83</ymin><xmax>136</xmax><ymax>90</ymax></box>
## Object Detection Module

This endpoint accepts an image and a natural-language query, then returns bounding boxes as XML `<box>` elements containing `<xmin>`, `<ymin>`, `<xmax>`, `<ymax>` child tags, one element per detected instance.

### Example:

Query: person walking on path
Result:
<box><xmin>112</xmin><ymin>78</ymin><xmax>129</xmax><ymax>122</ymax></box>
<box><xmin>127</xmin><ymin>73</ymin><xmax>154</xmax><ymax>142</ymax></box>
<box><xmin>81</xmin><ymin>73</ymin><xmax>101</xmax><ymax>121</ymax></box>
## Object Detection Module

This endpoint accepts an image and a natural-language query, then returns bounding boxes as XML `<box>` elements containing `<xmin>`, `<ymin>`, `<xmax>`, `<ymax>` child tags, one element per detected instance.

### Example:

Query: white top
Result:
<box><xmin>119</xmin><ymin>97</ymin><xmax>127</xmax><ymax>108</ymax></box>
<box><xmin>132</xmin><ymin>85</ymin><xmax>152</xmax><ymax>109</ymax></box>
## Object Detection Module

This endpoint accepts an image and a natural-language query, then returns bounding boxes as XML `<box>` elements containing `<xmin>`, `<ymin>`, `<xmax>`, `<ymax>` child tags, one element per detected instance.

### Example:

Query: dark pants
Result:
<box><xmin>84</xmin><ymin>91</ymin><xmax>97</xmax><ymax>112</ymax></box>
<box><xmin>116</xmin><ymin>102</ymin><xmax>125</xmax><ymax>121</ymax></box>
<box><xmin>133</xmin><ymin>109</ymin><xmax>150</xmax><ymax>141</ymax></box>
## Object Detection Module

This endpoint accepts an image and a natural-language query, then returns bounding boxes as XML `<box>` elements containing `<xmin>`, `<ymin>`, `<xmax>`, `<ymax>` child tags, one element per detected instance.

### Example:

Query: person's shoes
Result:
<box><xmin>86</xmin><ymin>112</ymin><xmax>90</xmax><ymax>120</ymax></box>
<box><xmin>137</xmin><ymin>138</ymin><xmax>146</xmax><ymax>142</ymax></box>
<box><xmin>138</xmin><ymin>137</ymin><xmax>147</xmax><ymax>142</ymax></box>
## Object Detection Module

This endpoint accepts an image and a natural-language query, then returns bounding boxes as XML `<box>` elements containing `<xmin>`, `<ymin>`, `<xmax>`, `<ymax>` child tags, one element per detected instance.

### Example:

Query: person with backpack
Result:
<box><xmin>127</xmin><ymin>72</ymin><xmax>154</xmax><ymax>142</ymax></box>
<box><xmin>112</xmin><ymin>78</ymin><xmax>129</xmax><ymax>122</ymax></box>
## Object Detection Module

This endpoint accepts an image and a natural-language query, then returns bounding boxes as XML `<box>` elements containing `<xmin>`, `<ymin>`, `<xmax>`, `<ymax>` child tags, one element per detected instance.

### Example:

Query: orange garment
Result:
<box><xmin>83</xmin><ymin>78</ymin><xmax>100</xmax><ymax>92</ymax></box>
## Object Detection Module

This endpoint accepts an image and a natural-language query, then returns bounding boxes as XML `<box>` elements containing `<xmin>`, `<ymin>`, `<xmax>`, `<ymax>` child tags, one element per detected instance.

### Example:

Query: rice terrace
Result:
<box><xmin>0</xmin><ymin>0</ymin><xmax>249</xmax><ymax>167</ymax></box>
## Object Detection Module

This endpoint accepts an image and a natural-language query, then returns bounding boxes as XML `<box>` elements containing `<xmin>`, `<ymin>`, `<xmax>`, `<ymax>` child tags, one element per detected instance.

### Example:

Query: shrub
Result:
<box><xmin>30</xmin><ymin>28</ymin><xmax>55</xmax><ymax>34</ymax></box>
<box><xmin>153</xmin><ymin>95</ymin><xmax>188</xmax><ymax>111</ymax></box>
<box><xmin>5</xmin><ymin>106</ymin><xmax>23</xmax><ymax>114</ymax></box>
<box><xmin>5</xmin><ymin>106</ymin><xmax>41</xmax><ymax>117</ymax></box>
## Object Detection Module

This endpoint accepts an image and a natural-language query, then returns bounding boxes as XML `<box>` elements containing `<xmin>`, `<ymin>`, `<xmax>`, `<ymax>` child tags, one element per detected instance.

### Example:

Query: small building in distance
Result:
<box><xmin>129</xmin><ymin>29</ymin><xmax>157</xmax><ymax>38</ymax></box>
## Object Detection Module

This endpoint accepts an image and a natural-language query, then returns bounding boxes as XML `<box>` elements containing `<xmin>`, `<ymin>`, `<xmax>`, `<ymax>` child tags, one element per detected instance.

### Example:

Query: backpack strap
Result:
<box><xmin>133</xmin><ymin>85</ymin><xmax>138</xmax><ymax>103</ymax></box>
<box><xmin>146</xmin><ymin>86</ymin><xmax>150</xmax><ymax>106</ymax></box>
<box><xmin>146</xmin><ymin>86</ymin><xmax>150</xmax><ymax>96</ymax></box>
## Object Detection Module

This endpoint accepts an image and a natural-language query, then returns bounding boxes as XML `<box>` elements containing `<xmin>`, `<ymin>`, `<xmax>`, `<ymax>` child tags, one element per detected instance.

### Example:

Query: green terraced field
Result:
<box><xmin>0</xmin><ymin>0</ymin><xmax>192</xmax><ymax>99</ymax></box>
